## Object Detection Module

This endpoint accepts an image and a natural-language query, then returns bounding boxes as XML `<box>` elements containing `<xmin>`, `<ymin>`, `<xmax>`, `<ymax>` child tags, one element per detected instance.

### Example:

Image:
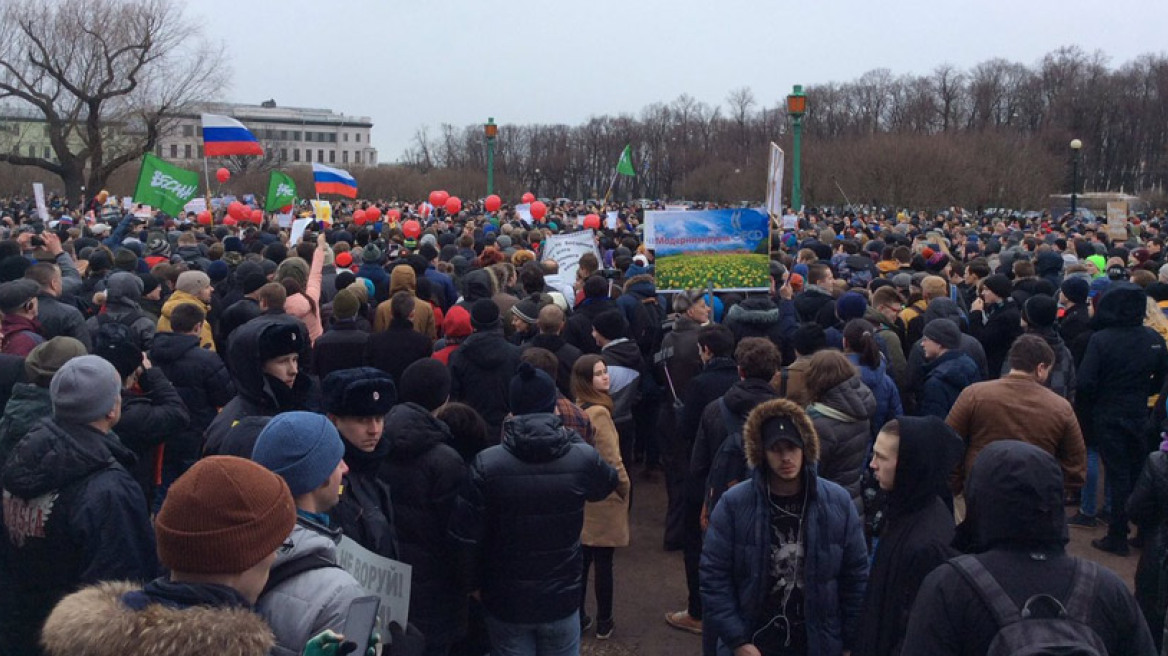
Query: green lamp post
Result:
<box><xmin>787</xmin><ymin>85</ymin><xmax>806</xmax><ymax>211</ymax></box>
<box><xmin>485</xmin><ymin>117</ymin><xmax>498</xmax><ymax>196</ymax></box>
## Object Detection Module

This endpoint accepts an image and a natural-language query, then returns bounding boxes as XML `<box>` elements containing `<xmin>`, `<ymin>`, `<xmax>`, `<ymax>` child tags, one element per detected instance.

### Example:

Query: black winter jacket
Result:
<box><xmin>918</xmin><ymin>350</ymin><xmax>981</xmax><ymax>419</ymax></box>
<box><xmin>1077</xmin><ymin>283</ymin><xmax>1168</xmax><ymax>415</ymax></box>
<box><xmin>149</xmin><ymin>332</ymin><xmax>235</xmax><ymax>467</ymax></box>
<box><xmin>524</xmin><ymin>334</ymin><xmax>582</xmax><ymax>398</ymax></box>
<box><xmin>449</xmin><ymin>328</ymin><xmax>521</xmax><ymax>441</ymax></box>
<box><xmin>563</xmin><ymin>297</ymin><xmax>618</xmax><ymax>354</ymax></box>
<box><xmin>311</xmin><ymin>320</ymin><xmax>369</xmax><ymax>379</ymax></box>
<box><xmin>366</xmin><ymin>319</ymin><xmax>433</xmax><ymax>385</ymax></box>
<box><xmin>694</xmin><ymin>379</ymin><xmax>778</xmax><ymax>512</ymax></box>
<box><xmin>1129</xmin><ymin>450</ymin><xmax>1168</xmax><ymax>647</ymax></box>
<box><xmin>449</xmin><ymin>413</ymin><xmax>617</xmax><ymax>624</ymax></box>
<box><xmin>809</xmin><ymin>376</ymin><xmax>877</xmax><ymax>510</ymax></box>
<box><xmin>381</xmin><ymin>403</ymin><xmax>467</xmax><ymax>639</ymax></box>
<box><xmin>678</xmin><ymin>357</ymin><xmax>739</xmax><ymax>447</ymax></box>
<box><xmin>115</xmin><ymin>368</ymin><xmax>191</xmax><ymax>502</ymax></box>
<box><xmin>0</xmin><ymin>420</ymin><xmax>158</xmax><ymax>656</ymax></box>
<box><xmin>968</xmin><ymin>298</ymin><xmax>1023</xmax><ymax>380</ymax></box>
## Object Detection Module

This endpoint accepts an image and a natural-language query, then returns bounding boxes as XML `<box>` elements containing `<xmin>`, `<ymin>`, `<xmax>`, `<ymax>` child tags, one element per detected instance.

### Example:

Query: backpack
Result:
<box><xmin>949</xmin><ymin>554</ymin><xmax>1108</xmax><ymax>656</ymax></box>
<box><xmin>94</xmin><ymin>311</ymin><xmax>145</xmax><ymax>352</ymax></box>
<box><xmin>705</xmin><ymin>400</ymin><xmax>750</xmax><ymax>514</ymax></box>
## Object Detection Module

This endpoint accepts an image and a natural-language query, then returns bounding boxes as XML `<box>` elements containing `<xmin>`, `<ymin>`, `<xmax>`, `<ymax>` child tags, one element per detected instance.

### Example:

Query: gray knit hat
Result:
<box><xmin>50</xmin><ymin>355</ymin><xmax>122</xmax><ymax>424</ymax></box>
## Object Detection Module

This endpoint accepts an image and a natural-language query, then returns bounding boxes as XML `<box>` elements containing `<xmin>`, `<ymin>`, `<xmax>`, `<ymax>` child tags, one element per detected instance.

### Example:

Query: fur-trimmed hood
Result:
<box><xmin>622</xmin><ymin>273</ymin><xmax>656</xmax><ymax>297</ymax></box>
<box><xmin>41</xmin><ymin>581</ymin><xmax>275</xmax><ymax>656</ymax></box>
<box><xmin>743</xmin><ymin>398</ymin><xmax>820</xmax><ymax>469</ymax></box>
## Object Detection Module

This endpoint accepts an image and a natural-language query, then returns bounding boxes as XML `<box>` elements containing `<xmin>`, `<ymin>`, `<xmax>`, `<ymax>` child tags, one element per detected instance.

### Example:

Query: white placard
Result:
<box><xmin>289</xmin><ymin>217</ymin><xmax>312</xmax><ymax>245</ymax></box>
<box><xmin>515</xmin><ymin>203</ymin><xmax>532</xmax><ymax>227</ymax></box>
<box><xmin>335</xmin><ymin>536</ymin><xmax>412</xmax><ymax>632</ymax></box>
<box><xmin>605</xmin><ymin>211</ymin><xmax>619</xmax><ymax>230</ymax></box>
<box><xmin>32</xmin><ymin>183</ymin><xmax>49</xmax><ymax>221</ymax></box>
<box><xmin>274</xmin><ymin>212</ymin><xmax>293</xmax><ymax>228</ymax></box>
<box><xmin>184</xmin><ymin>197</ymin><xmax>207</xmax><ymax>215</ymax></box>
<box><xmin>765</xmin><ymin>142</ymin><xmax>785</xmax><ymax>217</ymax></box>
<box><xmin>542</xmin><ymin>230</ymin><xmax>600</xmax><ymax>284</ymax></box>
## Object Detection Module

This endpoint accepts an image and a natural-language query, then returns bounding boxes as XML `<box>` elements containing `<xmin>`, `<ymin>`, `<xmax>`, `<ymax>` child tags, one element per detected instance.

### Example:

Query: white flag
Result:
<box><xmin>765</xmin><ymin>142</ymin><xmax>785</xmax><ymax>217</ymax></box>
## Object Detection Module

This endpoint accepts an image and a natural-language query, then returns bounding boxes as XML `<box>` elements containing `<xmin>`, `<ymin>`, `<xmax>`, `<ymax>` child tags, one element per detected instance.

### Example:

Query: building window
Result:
<box><xmin>280</xmin><ymin>148</ymin><xmax>287</xmax><ymax>161</ymax></box>
<box><xmin>182</xmin><ymin>125</ymin><xmax>194</xmax><ymax>137</ymax></box>
<box><xmin>329</xmin><ymin>133</ymin><xmax>337</xmax><ymax>143</ymax></box>
<box><xmin>318</xmin><ymin>149</ymin><xmax>324</xmax><ymax>162</ymax></box>
<box><xmin>198</xmin><ymin>145</ymin><xmax>204</xmax><ymax>158</ymax></box>
<box><xmin>43</xmin><ymin>146</ymin><xmax>50</xmax><ymax>159</ymax></box>
<box><xmin>329</xmin><ymin>150</ymin><xmax>335</xmax><ymax>163</ymax></box>
<box><xmin>27</xmin><ymin>145</ymin><xmax>35</xmax><ymax>157</ymax></box>
<box><xmin>293</xmin><ymin>148</ymin><xmax>300</xmax><ymax>162</ymax></box>
<box><xmin>197</xmin><ymin>127</ymin><xmax>204</xmax><ymax>137</ymax></box>
<box><xmin>355</xmin><ymin>151</ymin><xmax>362</xmax><ymax>164</ymax></box>
<box><xmin>342</xmin><ymin>150</ymin><xmax>349</xmax><ymax>163</ymax></box>
<box><xmin>170</xmin><ymin>144</ymin><xmax>178</xmax><ymax>158</ymax></box>
<box><xmin>184</xmin><ymin>144</ymin><xmax>192</xmax><ymax>159</ymax></box>
<box><xmin>43</xmin><ymin>125</ymin><xmax>50</xmax><ymax>137</ymax></box>
<box><xmin>305</xmin><ymin>132</ymin><xmax>313</xmax><ymax>142</ymax></box>
<box><xmin>293</xmin><ymin>131</ymin><xmax>301</xmax><ymax>141</ymax></box>
<box><xmin>343</xmin><ymin>133</ymin><xmax>349</xmax><ymax>142</ymax></box>
<box><xmin>355</xmin><ymin>133</ymin><xmax>361</xmax><ymax>143</ymax></box>
<box><xmin>156</xmin><ymin>145</ymin><xmax>162</xmax><ymax>156</ymax></box>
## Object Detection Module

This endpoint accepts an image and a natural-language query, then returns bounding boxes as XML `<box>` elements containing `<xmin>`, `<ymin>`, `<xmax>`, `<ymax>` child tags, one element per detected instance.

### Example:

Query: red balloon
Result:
<box><xmin>387</xmin><ymin>208</ymin><xmax>402</xmax><ymax>221</ymax></box>
<box><xmin>227</xmin><ymin>202</ymin><xmax>246</xmax><ymax>220</ymax></box>
<box><xmin>530</xmin><ymin>201</ymin><xmax>548</xmax><ymax>220</ymax></box>
<box><xmin>402</xmin><ymin>219</ymin><xmax>422</xmax><ymax>239</ymax></box>
<box><xmin>418</xmin><ymin>204</ymin><xmax>431</xmax><ymax>218</ymax></box>
<box><xmin>445</xmin><ymin>196</ymin><xmax>462</xmax><ymax>215</ymax></box>
<box><xmin>353</xmin><ymin>209</ymin><xmax>367</xmax><ymax>225</ymax></box>
<box><xmin>216</xmin><ymin>167</ymin><xmax>230</xmax><ymax>184</ymax></box>
<box><xmin>365</xmin><ymin>207</ymin><xmax>381</xmax><ymax>222</ymax></box>
<box><xmin>484</xmin><ymin>194</ymin><xmax>502</xmax><ymax>213</ymax></box>
<box><xmin>583</xmin><ymin>213</ymin><xmax>601</xmax><ymax>229</ymax></box>
<box><xmin>250</xmin><ymin>209</ymin><xmax>263</xmax><ymax>223</ymax></box>
<box><xmin>197</xmin><ymin>210</ymin><xmax>213</xmax><ymax>226</ymax></box>
<box><xmin>223</xmin><ymin>216</ymin><xmax>238</xmax><ymax>227</ymax></box>
<box><xmin>521</xmin><ymin>192</ymin><xmax>535</xmax><ymax>204</ymax></box>
<box><xmin>429</xmin><ymin>190</ymin><xmax>449</xmax><ymax>208</ymax></box>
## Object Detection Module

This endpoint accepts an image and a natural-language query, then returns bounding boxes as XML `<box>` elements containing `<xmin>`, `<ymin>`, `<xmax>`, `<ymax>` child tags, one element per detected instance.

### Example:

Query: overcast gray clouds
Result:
<box><xmin>193</xmin><ymin>0</ymin><xmax>1167</xmax><ymax>162</ymax></box>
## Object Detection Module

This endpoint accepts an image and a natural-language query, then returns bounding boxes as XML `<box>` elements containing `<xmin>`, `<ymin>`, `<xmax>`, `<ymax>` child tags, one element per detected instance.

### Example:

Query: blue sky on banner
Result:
<box><xmin>192</xmin><ymin>0</ymin><xmax>1167</xmax><ymax>162</ymax></box>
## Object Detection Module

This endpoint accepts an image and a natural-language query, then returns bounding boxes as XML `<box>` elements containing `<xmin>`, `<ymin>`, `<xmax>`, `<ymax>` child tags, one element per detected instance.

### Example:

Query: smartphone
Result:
<box><xmin>341</xmin><ymin>596</ymin><xmax>380</xmax><ymax>656</ymax></box>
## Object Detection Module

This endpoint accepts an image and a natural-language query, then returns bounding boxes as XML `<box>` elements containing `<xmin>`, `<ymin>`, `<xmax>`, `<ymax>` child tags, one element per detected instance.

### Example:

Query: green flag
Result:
<box><xmin>266</xmin><ymin>170</ymin><xmax>297</xmax><ymax>211</ymax></box>
<box><xmin>616</xmin><ymin>144</ymin><xmax>636</xmax><ymax>177</ymax></box>
<box><xmin>132</xmin><ymin>153</ymin><xmax>199</xmax><ymax>217</ymax></box>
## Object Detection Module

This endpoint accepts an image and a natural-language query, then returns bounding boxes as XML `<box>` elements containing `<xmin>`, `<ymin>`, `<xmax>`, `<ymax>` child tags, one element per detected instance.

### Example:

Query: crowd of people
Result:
<box><xmin>0</xmin><ymin>191</ymin><xmax>1167</xmax><ymax>656</ymax></box>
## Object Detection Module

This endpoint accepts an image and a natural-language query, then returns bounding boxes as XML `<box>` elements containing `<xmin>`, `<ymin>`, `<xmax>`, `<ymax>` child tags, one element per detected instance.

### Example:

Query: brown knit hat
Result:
<box><xmin>155</xmin><ymin>456</ymin><xmax>296</xmax><ymax>574</ymax></box>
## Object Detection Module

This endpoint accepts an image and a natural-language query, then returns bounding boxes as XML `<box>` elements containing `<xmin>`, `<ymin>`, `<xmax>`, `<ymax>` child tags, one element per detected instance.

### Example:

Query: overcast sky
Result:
<box><xmin>193</xmin><ymin>0</ymin><xmax>1167</xmax><ymax>163</ymax></box>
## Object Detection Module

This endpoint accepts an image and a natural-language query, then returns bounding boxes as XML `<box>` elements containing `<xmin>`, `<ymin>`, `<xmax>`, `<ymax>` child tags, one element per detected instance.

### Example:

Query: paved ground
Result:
<box><xmin>581</xmin><ymin>468</ymin><xmax>1138</xmax><ymax>656</ymax></box>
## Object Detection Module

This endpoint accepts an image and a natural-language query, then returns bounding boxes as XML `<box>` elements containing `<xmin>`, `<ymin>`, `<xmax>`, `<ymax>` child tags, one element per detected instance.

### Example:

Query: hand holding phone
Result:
<box><xmin>340</xmin><ymin>596</ymin><xmax>380</xmax><ymax>656</ymax></box>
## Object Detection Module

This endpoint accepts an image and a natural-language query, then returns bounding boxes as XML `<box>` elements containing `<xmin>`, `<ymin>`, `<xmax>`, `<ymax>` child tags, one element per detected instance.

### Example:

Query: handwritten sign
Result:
<box><xmin>542</xmin><ymin>230</ymin><xmax>599</xmax><ymax>284</ymax></box>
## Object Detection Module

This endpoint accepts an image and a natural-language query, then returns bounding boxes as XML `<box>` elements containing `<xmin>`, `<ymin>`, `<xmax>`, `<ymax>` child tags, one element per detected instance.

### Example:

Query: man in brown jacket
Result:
<box><xmin>374</xmin><ymin>265</ymin><xmax>436</xmax><ymax>340</ymax></box>
<box><xmin>946</xmin><ymin>334</ymin><xmax>1086</xmax><ymax>495</ymax></box>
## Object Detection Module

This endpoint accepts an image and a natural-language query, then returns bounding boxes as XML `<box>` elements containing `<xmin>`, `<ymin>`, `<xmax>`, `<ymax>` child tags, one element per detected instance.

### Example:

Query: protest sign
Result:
<box><xmin>32</xmin><ymin>183</ymin><xmax>49</xmax><ymax>221</ymax></box>
<box><xmin>646</xmin><ymin>208</ymin><xmax>770</xmax><ymax>292</ymax></box>
<box><xmin>289</xmin><ymin>217</ymin><xmax>312</xmax><ymax>246</ymax></box>
<box><xmin>605</xmin><ymin>211</ymin><xmax>619</xmax><ymax>230</ymax></box>
<box><xmin>274</xmin><ymin>212</ymin><xmax>293</xmax><ymax>228</ymax></box>
<box><xmin>311</xmin><ymin>200</ymin><xmax>332</xmax><ymax>223</ymax></box>
<box><xmin>1106</xmin><ymin>202</ymin><xmax>1128</xmax><ymax>241</ymax></box>
<box><xmin>183</xmin><ymin>198</ymin><xmax>206</xmax><ymax>215</ymax></box>
<box><xmin>515</xmin><ymin>203</ymin><xmax>533</xmax><ymax>226</ymax></box>
<box><xmin>766</xmin><ymin>142</ymin><xmax>785</xmax><ymax>217</ymax></box>
<box><xmin>542</xmin><ymin>230</ymin><xmax>600</xmax><ymax>284</ymax></box>
<box><xmin>336</xmin><ymin>536</ymin><xmax>412</xmax><ymax>632</ymax></box>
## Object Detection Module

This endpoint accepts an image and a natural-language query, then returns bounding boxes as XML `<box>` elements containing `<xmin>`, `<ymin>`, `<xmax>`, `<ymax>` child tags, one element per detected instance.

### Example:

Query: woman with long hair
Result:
<box><xmin>571</xmin><ymin>354</ymin><xmax>630</xmax><ymax>640</ymax></box>
<box><xmin>805</xmin><ymin>349</ymin><xmax>876</xmax><ymax>512</ymax></box>
<box><xmin>277</xmin><ymin>233</ymin><xmax>325</xmax><ymax>344</ymax></box>
<box><xmin>842</xmin><ymin>319</ymin><xmax>902</xmax><ymax>436</ymax></box>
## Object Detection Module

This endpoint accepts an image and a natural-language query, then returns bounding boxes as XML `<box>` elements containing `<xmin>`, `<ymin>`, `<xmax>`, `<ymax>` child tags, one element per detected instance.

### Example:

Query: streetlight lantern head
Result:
<box><xmin>484</xmin><ymin>117</ymin><xmax>498</xmax><ymax>139</ymax></box>
<box><xmin>1070</xmin><ymin>138</ymin><xmax>1082</xmax><ymax>150</ymax></box>
<box><xmin>787</xmin><ymin>85</ymin><xmax>807</xmax><ymax>117</ymax></box>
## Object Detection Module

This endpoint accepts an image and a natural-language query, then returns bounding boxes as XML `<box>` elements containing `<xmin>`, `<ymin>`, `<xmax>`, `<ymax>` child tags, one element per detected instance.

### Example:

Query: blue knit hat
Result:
<box><xmin>252</xmin><ymin>411</ymin><xmax>344</xmax><ymax>496</ymax></box>
<box><xmin>835</xmin><ymin>291</ymin><xmax>868</xmax><ymax>321</ymax></box>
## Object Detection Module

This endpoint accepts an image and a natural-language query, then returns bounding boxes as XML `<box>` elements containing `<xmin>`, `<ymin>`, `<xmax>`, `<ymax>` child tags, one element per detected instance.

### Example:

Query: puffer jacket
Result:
<box><xmin>808</xmin><ymin>376</ymin><xmax>877</xmax><ymax>510</ymax></box>
<box><xmin>864</xmin><ymin>307</ymin><xmax>907</xmax><ymax>390</ymax></box>
<box><xmin>0</xmin><ymin>382</ymin><xmax>51</xmax><ymax>468</ymax></box>
<box><xmin>0</xmin><ymin>419</ymin><xmax>158</xmax><ymax>656</ymax></box>
<box><xmin>86</xmin><ymin>271</ymin><xmax>156</xmax><ymax>351</ymax></box>
<box><xmin>203</xmin><ymin>317</ymin><xmax>318</xmax><ymax>458</ymax></box>
<box><xmin>380</xmin><ymin>402</ymin><xmax>467</xmax><ymax>639</ymax></box>
<box><xmin>723</xmin><ymin>295</ymin><xmax>795</xmax><ymax>356</ymax></box>
<box><xmin>374</xmin><ymin>266</ymin><xmax>436</xmax><ymax>340</ymax></box>
<box><xmin>36</xmin><ymin>293</ymin><xmax>92</xmax><ymax>351</ymax></box>
<box><xmin>149</xmin><ymin>331</ymin><xmax>236</xmax><ymax>469</ymax></box>
<box><xmin>1078</xmin><ymin>282</ymin><xmax>1168</xmax><ymax>415</ymax></box>
<box><xmin>449</xmin><ymin>327</ymin><xmax>521</xmax><ymax>440</ymax></box>
<box><xmin>1128</xmin><ymin>450</ymin><xmax>1168</xmax><ymax>646</ymax></box>
<box><xmin>257</xmin><ymin>517</ymin><xmax>367</xmax><ymax>656</ymax></box>
<box><xmin>157</xmin><ymin>290</ymin><xmax>214</xmax><ymax>351</ymax></box>
<box><xmin>918</xmin><ymin>350</ymin><xmax>980</xmax><ymax>419</ymax></box>
<box><xmin>41</xmin><ymin>580</ymin><xmax>274</xmax><ymax>656</ymax></box>
<box><xmin>847</xmin><ymin>354</ymin><xmax>903</xmax><ymax>437</ymax></box>
<box><xmin>701</xmin><ymin>398</ymin><xmax>869</xmax><ymax>656</ymax></box>
<box><xmin>449</xmin><ymin>413</ymin><xmax>618</xmax><ymax>624</ymax></box>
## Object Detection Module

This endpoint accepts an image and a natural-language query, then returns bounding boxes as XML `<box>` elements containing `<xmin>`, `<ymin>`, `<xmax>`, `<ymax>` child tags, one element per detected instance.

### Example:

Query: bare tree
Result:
<box><xmin>0</xmin><ymin>0</ymin><xmax>226</xmax><ymax>204</ymax></box>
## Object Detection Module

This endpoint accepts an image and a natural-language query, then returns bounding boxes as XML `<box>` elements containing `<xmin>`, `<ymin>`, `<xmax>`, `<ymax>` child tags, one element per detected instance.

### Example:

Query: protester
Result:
<box><xmin>158</xmin><ymin>270</ymin><xmax>215</xmax><ymax>350</ymax></box>
<box><xmin>0</xmin><ymin>336</ymin><xmax>86</xmax><ymax>467</ymax></box>
<box><xmin>804</xmin><ymin>349</ymin><xmax>877</xmax><ymax>510</ymax></box>
<box><xmin>25</xmin><ymin>261</ymin><xmax>92</xmax><ymax>350</ymax></box>
<box><xmin>448</xmin><ymin>298</ymin><xmax>521</xmax><ymax>440</ymax></box>
<box><xmin>0</xmin><ymin>278</ymin><xmax>44</xmax><ymax>355</ymax></box>
<box><xmin>916</xmin><ymin>318</ymin><xmax>980</xmax><ymax>418</ymax></box>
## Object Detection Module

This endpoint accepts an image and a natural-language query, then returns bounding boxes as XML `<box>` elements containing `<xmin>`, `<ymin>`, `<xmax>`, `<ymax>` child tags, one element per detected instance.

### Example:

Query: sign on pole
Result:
<box><xmin>335</xmin><ymin>536</ymin><xmax>413</xmax><ymax>633</ymax></box>
<box><xmin>765</xmin><ymin>142</ymin><xmax>785</xmax><ymax>217</ymax></box>
<box><xmin>310</xmin><ymin>200</ymin><xmax>332</xmax><ymax>224</ymax></box>
<box><xmin>646</xmin><ymin>208</ymin><xmax>770</xmax><ymax>292</ymax></box>
<box><xmin>1106</xmin><ymin>202</ymin><xmax>1129</xmax><ymax>241</ymax></box>
<box><xmin>289</xmin><ymin>217</ymin><xmax>312</xmax><ymax>246</ymax></box>
<box><xmin>542</xmin><ymin>230</ymin><xmax>600</xmax><ymax>284</ymax></box>
<box><xmin>32</xmin><ymin>183</ymin><xmax>49</xmax><ymax>221</ymax></box>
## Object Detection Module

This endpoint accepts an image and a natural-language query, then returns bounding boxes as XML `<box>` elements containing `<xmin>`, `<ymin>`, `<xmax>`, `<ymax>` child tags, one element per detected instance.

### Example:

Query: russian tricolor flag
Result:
<box><xmin>312</xmin><ymin>163</ymin><xmax>358</xmax><ymax>198</ymax></box>
<box><xmin>201</xmin><ymin>113</ymin><xmax>264</xmax><ymax>157</ymax></box>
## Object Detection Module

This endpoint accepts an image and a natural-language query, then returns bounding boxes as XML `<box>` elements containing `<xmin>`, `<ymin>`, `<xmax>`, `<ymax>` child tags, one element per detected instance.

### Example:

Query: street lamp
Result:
<box><xmin>484</xmin><ymin>117</ymin><xmax>498</xmax><ymax>195</ymax></box>
<box><xmin>534</xmin><ymin>168</ymin><xmax>540</xmax><ymax>196</ymax></box>
<box><xmin>787</xmin><ymin>84</ymin><xmax>807</xmax><ymax>211</ymax></box>
<box><xmin>1070</xmin><ymin>138</ymin><xmax>1082</xmax><ymax>218</ymax></box>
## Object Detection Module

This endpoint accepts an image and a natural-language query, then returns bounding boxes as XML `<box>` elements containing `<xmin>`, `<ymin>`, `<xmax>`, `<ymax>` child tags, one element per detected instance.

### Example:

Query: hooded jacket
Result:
<box><xmin>257</xmin><ymin>517</ymin><xmax>367</xmax><ymax>656</ymax></box>
<box><xmin>157</xmin><ymin>289</ymin><xmax>214</xmax><ymax>351</ymax></box>
<box><xmin>902</xmin><ymin>441</ymin><xmax>1154</xmax><ymax>656</ymax></box>
<box><xmin>379</xmin><ymin>403</ymin><xmax>466</xmax><ymax>639</ymax></box>
<box><xmin>0</xmin><ymin>382</ymin><xmax>52</xmax><ymax>469</ymax></box>
<box><xmin>846</xmin><ymin>354</ymin><xmax>903</xmax><ymax>437</ymax></box>
<box><xmin>696</xmin><ymin>378</ymin><xmax>780</xmax><ymax>513</ymax></box>
<box><xmin>449</xmin><ymin>328</ymin><xmax>521</xmax><ymax>440</ymax></box>
<box><xmin>701</xmin><ymin>398</ymin><xmax>869</xmax><ymax>656</ymax></box>
<box><xmin>40</xmin><ymin>580</ymin><xmax>274</xmax><ymax>656</ymax></box>
<box><xmin>968</xmin><ymin>296</ymin><xmax>1022</xmax><ymax>379</ymax></box>
<box><xmin>615</xmin><ymin>274</ymin><xmax>663</xmax><ymax>357</ymax></box>
<box><xmin>1077</xmin><ymin>282</ymin><xmax>1168</xmax><ymax>413</ymax></box>
<box><xmin>855</xmin><ymin>416</ymin><xmax>963</xmax><ymax>656</ymax></box>
<box><xmin>724</xmin><ymin>295</ymin><xmax>795</xmax><ymax>357</ymax></box>
<box><xmin>449</xmin><ymin>413</ymin><xmax>618</xmax><ymax>624</ymax></box>
<box><xmin>564</xmin><ymin>296</ymin><xmax>618</xmax><ymax>354</ymax></box>
<box><xmin>809</xmin><ymin>376</ymin><xmax>877</xmax><ymax>509</ymax></box>
<box><xmin>600</xmin><ymin>337</ymin><xmax>643</xmax><ymax>429</ymax></box>
<box><xmin>203</xmin><ymin>317</ymin><xmax>317</xmax><ymax>458</ymax></box>
<box><xmin>375</xmin><ymin>266</ymin><xmax>436</xmax><ymax>340</ymax></box>
<box><xmin>0</xmin><ymin>420</ymin><xmax>158</xmax><ymax>656</ymax></box>
<box><xmin>148</xmin><ymin>331</ymin><xmax>235</xmax><ymax>467</ymax></box>
<box><xmin>456</xmin><ymin>269</ymin><xmax>495</xmax><ymax>310</ymax></box>
<box><xmin>1000</xmin><ymin>326</ymin><xmax>1076</xmax><ymax>401</ymax></box>
<box><xmin>86</xmin><ymin>271</ymin><xmax>156</xmax><ymax>351</ymax></box>
<box><xmin>918</xmin><ymin>349</ymin><xmax>980</xmax><ymax>419</ymax></box>
<box><xmin>863</xmin><ymin>307</ymin><xmax>907</xmax><ymax>390</ymax></box>
<box><xmin>657</xmin><ymin>314</ymin><xmax>705</xmax><ymax>403</ymax></box>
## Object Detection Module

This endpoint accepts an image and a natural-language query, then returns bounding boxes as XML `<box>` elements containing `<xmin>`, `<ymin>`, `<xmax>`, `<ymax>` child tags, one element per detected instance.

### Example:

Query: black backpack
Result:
<box><xmin>94</xmin><ymin>311</ymin><xmax>145</xmax><ymax>352</ymax></box>
<box><xmin>949</xmin><ymin>554</ymin><xmax>1108</xmax><ymax>656</ymax></box>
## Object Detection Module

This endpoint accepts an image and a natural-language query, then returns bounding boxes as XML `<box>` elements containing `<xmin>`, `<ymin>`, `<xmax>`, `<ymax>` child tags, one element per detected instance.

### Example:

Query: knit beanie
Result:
<box><xmin>113</xmin><ymin>247</ymin><xmax>138</xmax><ymax>272</ymax></box>
<box><xmin>155</xmin><ymin>456</ymin><xmax>295</xmax><ymax>574</ymax></box>
<box><xmin>206</xmin><ymin>259</ymin><xmax>230</xmax><ymax>284</ymax></box>
<box><xmin>24</xmin><ymin>336</ymin><xmax>87</xmax><ymax>388</ymax></box>
<box><xmin>138</xmin><ymin>272</ymin><xmax>161</xmax><ymax>297</ymax></box>
<box><xmin>470</xmin><ymin>298</ymin><xmax>501</xmax><ymax>331</ymax></box>
<box><xmin>1061</xmin><ymin>277</ymin><xmax>1090</xmax><ymax>305</ymax></box>
<box><xmin>835</xmin><ymin>291</ymin><xmax>868</xmax><ymax>322</ymax></box>
<box><xmin>50</xmin><ymin>355</ymin><xmax>122</xmax><ymax>424</ymax></box>
<box><xmin>252</xmin><ymin>411</ymin><xmax>345</xmax><ymax>496</ymax></box>
<box><xmin>981</xmin><ymin>274</ymin><xmax>1013</xmax><ymax>300</ymax></box>
<box><xmin>362</xmin><ymin>243</ymin><xmax>383</xmax><ymax>263</ymax></box>
<box><xmin>332</xmin><ymin>288</ymin><xmax>360</xmax><ymax>321</ymax></box>
<box><xmin>241</xmin><ymin>271</ymin><xmax>267</xmax><ymax>295</ymax></box>
<box><xmin>176</xmin><ymin>270</ymin><xmax>211</xmax><ymax>296</ymax></box>
<box><xmin>400</xmin><ymin>358</ymin><xmax>452</xmax><ymax>411</ymax></box>
<box><xmin>592</xmin><ymin>309</ymin><xmax>627</xmax><ymax>341</ymax></box>
<box><xmin>509</xmin><ymin>361</ymin><xmax>558</xmax><ymax>415</ymax></box>
<box><xmin>1023</xmin><ymin>295</ymin><xmax>1058</xmax><ymax>329</ymax></box>
<box><xmin>922</xmin><ymin>318</ymin><xmax>962</xmax><ymax>351</ymax></box>
<box><xmin>94</xmin><ymin>339</ymin><xmax>144</xmax><ymax>381</ymax></box>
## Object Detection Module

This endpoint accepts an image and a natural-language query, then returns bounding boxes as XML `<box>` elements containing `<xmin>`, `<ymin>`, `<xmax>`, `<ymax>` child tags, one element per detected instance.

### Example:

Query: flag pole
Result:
<box><xmin>202</xmin><ymin>153</ymin><xmax>212</xmax><ymax>213</ymax></box>
<box><xmin>602</xmin><ymin>170</ymin><xmax>619</xmax><ymax>206</ymax></box>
